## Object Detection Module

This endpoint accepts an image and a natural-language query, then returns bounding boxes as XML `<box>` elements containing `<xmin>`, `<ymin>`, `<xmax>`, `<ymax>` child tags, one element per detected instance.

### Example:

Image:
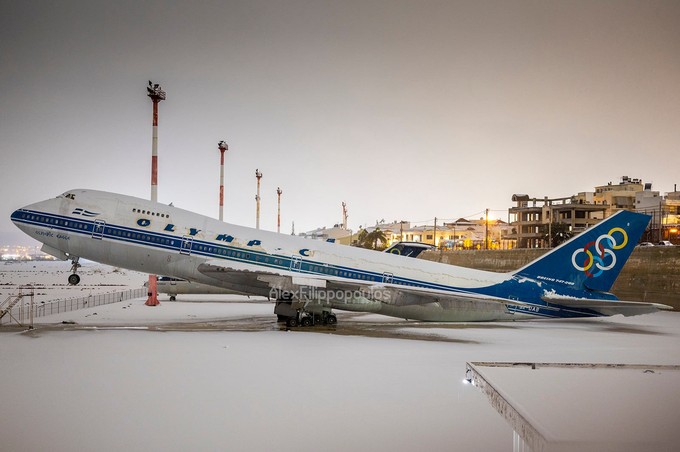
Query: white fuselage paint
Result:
<box><xmin>13</xmin><ymin>190</ymin><xmax>533</xmax><ymax>322</ymax></box>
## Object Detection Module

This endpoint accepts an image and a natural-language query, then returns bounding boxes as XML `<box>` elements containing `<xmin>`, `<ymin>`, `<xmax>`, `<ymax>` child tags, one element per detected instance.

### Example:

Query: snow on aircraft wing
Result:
<box><xmin>328</xmin><ymin>280</ymin><xmax>529</xmax><ymax>308</ymax></box>
<box><xmin>197</xmin><ymin>259</ymin><xmax>345</xmax><ymax>293</ymax></box>
<box><xmin>541</xmin><ymin>295</ymin><xmax>673</xmax><ymax>317</ymax></box>
<box><xmin>197</xmin><ymin>259</ymin><xmax>527</xmax><ymax>308</ymax></box>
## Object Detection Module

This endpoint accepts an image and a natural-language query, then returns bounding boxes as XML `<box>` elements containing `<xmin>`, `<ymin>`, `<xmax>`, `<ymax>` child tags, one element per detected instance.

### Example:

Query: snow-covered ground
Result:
<box><xmin>0</xmin><ymin>260</ymin><xmax>148</xmax><ymax>304</ymax></box>
<box><xmin>2</xmin><ymin>262</ymin><xmax>680</xmax><ymax>451</ymax></box>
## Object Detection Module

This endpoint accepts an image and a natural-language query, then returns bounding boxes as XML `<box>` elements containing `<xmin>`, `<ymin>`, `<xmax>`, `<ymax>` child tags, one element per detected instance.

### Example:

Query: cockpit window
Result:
<box><xmin>58</xmin><ymin>192</ymin><xmax>76</xmax><ymax>200</ymax></box>
<box><xmin>384</xmin><ymin>242</ymin><xmax>435</xmax><ymax>258</ymax></box>
<box><xmin>132</xmin><ymin>207</ymin><xmax>169</xmax><ymax>219</ymax></box>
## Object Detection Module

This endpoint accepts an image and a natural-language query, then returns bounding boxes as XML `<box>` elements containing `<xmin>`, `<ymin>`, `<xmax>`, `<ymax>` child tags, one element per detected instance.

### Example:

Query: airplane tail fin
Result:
<box><xmin>513</xmin><ymin>210</ymin><xmax>650</xmax><ymax>293</ymax></box>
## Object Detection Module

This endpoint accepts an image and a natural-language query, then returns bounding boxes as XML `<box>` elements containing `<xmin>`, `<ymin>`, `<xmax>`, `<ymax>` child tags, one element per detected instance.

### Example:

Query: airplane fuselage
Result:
<box><xmin>12</xmin><ymin>189</ymin><xmax>655</xmax><ymax>322</ymax></box>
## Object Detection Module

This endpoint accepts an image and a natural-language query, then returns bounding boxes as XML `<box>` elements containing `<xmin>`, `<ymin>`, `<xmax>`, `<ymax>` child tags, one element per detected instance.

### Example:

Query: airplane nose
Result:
<box><xmin>10</xmin><ymin>199</ymin><xmax>54</xmax><ymax>230</ymax></box>
<box><xmin>10</xmin><ymin>207</ymin><xmax>27</xmax><ymax>225</ymax></box>
<box><xmin>10</xmin><ymin>207</ymin><xmax>33</xmax><ymax>237</ymax></box>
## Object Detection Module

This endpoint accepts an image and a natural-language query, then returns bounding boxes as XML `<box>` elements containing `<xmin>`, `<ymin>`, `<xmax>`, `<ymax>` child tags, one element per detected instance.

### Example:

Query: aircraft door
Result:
<box><xmin>382</xmin><ymin>272</ymin><xmax>394</xmax><ymax>283</ymax></box>
<box><xmin>91</xmin><ymin>220</ymin><xmax>105</xmax><ymax>240</ymax></box>
<box><xmin>180</xmin><ymin>236</ymin><xmax>193</xmax><ymax>255</ymax></box>
<box><xmin>290</xmin><ymin>255</ymin><xmax>302</xmax><ymax>272</ymax></box>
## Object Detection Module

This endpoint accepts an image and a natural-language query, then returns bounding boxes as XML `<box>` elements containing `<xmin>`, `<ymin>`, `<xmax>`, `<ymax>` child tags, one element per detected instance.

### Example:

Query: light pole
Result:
<box><xmin>433</xmin><ymin>217</ymin><xmax>438</xmax><ymax>248</ymax></box>
<box><xmin>147</xmin><ymin>81</ymin><xmax>165</xmax><ymax>203</ymax></box>
<box><xmin>145</xmin><ymin>80</ymin><xmax>165</xmax><ymax>307</ymax></box>
<box><xmin>217</xmin><ymin>141</ymin><xmax>228</xmax><ymax>221</ymax></box>
<box><xmin>342</xmin><ymin>202</ymin><xmax>348</xmax><ymax>230</ymax></box>
<box><xmin>485</xmin><ymin>208</ymin><xmax>489</xmax><ymax>250</ymax></box>
<box><xmin>276</xmin><ymin>187</ymin><xmax>282</xmax><ymax>233</ymax></box>
<box><xmin>255</xmin><ymin>169</ymin><xmax>262</xmax><ymax>229</ymax></box>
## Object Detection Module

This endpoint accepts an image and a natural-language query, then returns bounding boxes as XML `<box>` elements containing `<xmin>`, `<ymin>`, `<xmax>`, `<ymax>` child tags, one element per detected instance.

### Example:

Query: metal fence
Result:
<box><xmin>1</xmin><ymin>287</ymin><xmax>147</xmax><ymax>325</ymax></box>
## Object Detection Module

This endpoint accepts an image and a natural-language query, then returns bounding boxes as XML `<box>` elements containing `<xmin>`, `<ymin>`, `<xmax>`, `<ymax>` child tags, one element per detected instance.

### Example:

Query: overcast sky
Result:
<box><xmin>2</xmin><ymin>0</ymin><xmax>679</xmax><ymax>245</ymax></box>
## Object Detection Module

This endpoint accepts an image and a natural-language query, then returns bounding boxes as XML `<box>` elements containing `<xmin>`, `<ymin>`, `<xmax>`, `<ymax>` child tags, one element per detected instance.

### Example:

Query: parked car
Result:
<box><xmin>637</xmin><ymin>242</ymin><xmax>655</xmax><ymax>247</ymax></box>
<box><xmin>657</xmin><ymin>241</ymin><xmax>674</xmax><ymax>246</ymax></box>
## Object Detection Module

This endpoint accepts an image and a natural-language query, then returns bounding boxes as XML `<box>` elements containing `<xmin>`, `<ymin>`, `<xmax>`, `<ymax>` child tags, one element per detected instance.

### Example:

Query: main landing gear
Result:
<box><xmin>68</xmin><ymin>256</ymin><xmax>81</xmax><ymax>285</ymax></box>
<box><xmin>274</xmin><ymin>300</ymin><xmax>337</xmax><ymax>328</ymax></box>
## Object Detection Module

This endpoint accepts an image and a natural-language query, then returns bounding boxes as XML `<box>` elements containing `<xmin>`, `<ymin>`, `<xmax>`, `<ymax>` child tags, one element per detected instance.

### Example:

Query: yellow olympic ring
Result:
<box><xmin>608</xmin><ymin>227</ymin><xmax>628</xmax><ymax>249</ymax></box>
<box><xmin>582</xmin><ymin>249</ymin><xmax>593</xmax><ymax>271</ymax></box>
<box><xmin>572</xmin><ymin>248</ymin><xmax>594</xmax><ymax>272</ymax></box>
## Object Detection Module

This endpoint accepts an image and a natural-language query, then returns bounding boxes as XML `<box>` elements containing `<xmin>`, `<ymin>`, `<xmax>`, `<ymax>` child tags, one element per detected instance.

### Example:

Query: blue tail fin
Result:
<box><xmin>514</xmin><ymin>210</ymin><xmax>650</xmax><ymax>292</ymax></box>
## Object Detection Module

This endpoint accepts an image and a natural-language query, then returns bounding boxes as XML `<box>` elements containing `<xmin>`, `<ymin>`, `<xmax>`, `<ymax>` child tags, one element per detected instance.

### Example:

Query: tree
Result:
<box><xmin>366</xmin><ymin>228</ymin><xmax>388</xmax><ymax>250</ymax></box>
<box><xmin>356</xmin><ymin>228</ymin><xmax>368</xmax><ymax>247</ymax></box>
<box><xmin>356</xmin><ymin>228</ymin><xmax>388</xmax><ymax>250</ymax></box>
<box><xmin>540</xmin><ymin>223</ymin><xmax>573</xmax><ymax>248</ymax></box>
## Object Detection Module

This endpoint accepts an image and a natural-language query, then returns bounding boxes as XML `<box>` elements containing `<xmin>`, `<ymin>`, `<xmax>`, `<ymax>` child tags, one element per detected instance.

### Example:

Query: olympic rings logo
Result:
<box><xmin>571</xmin><ymin>227</ymin><xmax>628</xmax><ymax>278</ymax></box>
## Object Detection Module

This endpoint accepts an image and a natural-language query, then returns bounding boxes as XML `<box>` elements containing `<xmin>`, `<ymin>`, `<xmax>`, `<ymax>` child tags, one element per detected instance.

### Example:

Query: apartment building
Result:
<box><xmin>509</xmin><ymin>176</ymin><xmax>679</xmax><ymax>248</ymax></box>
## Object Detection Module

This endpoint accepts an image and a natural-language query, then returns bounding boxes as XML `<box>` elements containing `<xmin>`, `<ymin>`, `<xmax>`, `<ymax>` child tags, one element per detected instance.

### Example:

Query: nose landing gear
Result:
<box><xmin>68</xmin><ymin>257</ymin><xmax>81</xmax><ymax>285</ymax></box>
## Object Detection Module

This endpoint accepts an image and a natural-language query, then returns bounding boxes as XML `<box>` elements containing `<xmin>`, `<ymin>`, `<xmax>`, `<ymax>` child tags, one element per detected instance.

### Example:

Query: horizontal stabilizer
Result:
<box><xmin>542</xmin><ymin>295</ymin><xmax>673</xmax><ymax>317</ymax></box>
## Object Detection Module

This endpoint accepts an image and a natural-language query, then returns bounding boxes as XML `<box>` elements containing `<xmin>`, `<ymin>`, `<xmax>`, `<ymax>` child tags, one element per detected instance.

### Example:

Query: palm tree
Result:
<box><xmin>364</xmin><ymin>228</ymin><xmax>388</xmax><ymax>250</ymax></box>
<box><xmin>354</xmin><ymin>227</ymin><xmax>388</xmax><ymax>250</ymax></box>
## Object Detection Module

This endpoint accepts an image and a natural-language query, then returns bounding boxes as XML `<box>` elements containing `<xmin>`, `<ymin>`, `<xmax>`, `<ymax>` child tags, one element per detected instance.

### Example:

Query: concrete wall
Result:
<box><xmin>420</xmin><ymin>247</ymin><xmax>680</xmax><ymax>310</ymax></box>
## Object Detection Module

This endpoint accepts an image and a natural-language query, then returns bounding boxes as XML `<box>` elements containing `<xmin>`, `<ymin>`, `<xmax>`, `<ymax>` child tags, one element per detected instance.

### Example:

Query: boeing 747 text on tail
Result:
<box><xmin>11</xmin><ymin>189</ymin><xmax>671</xmax><ymax>326</ymax></box>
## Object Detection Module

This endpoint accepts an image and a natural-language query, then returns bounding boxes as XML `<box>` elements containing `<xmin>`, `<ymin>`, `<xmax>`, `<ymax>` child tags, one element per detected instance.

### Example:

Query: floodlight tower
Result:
<box><xmin>217</xmin><ymin>141</ymin><xmax>228</xmax><ymax>221</ymax></box>
<box><xmin>342</xmin><ymin>202</ymin><xmax>348</xmax><ymax>229</ymax></box>
<box><xmin>147</xmin><ymin>80</ymin><xmax>166</xmax><ymax>204</ymax></box>
<box><xmin>276</xmin><ymin>187</ymin><xmax>282</xmax><ymax>233</ymax></box>
<box><xmin>145</xmin><ymin>80</ymin><xmax>165</xmax><ymax>307</ymax></box>
<box><xmin>255</xmin><ymin>169</ymin><xmax>262</xmax><ymax>229</ymax></box>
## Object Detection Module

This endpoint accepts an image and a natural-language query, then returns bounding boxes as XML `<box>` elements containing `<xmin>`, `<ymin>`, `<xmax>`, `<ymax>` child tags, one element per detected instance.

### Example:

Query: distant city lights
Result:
<box><xmin>0</xmin><ymin>245</ymin><xmax>55</xmax><ymax>261</ymax></box>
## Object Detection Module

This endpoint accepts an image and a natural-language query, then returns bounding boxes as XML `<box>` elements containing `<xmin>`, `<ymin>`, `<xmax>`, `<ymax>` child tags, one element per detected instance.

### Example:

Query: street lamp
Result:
<box><xmin>276</xmin><ymin>187</ymin><xmax>282</xmax><ymax>233</ymax></box>
<box><xmin>255</xmin><ymin>169</ymin><xmax>262</xmax><ymax>229</ymax></box>
<box><xmin>217</xmin><ymin>141</ymin><xmax>228</xmax><ymax>221</ymax></box>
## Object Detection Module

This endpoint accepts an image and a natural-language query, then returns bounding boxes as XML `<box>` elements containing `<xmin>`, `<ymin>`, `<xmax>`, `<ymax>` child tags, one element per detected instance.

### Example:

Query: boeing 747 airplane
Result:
<box><xmin>11</xmin><ymin>189</ymin><xmax>671</xmax><ymax>326</ymax></box>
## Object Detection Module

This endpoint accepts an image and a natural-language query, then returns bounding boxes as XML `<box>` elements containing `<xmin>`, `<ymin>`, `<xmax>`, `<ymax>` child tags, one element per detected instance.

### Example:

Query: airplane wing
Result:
<box><xmin>541</xmin><ymin>295</ymin><xmax>673</xmax><ymax>317</ymax></box>
<box><xmin>197</xmin><ymin>259</ymin><xmax>527</xmax><ymax>308</ymax></box>
<box><xmin>197</xmin><ymin>259</ymin><xmax>346</xmax><ymax>293</ymax></box>
<box><xmin>326</xmin><ymin>279</ymin><xmax>528</xmax><ymax>308</ymax></box>
<box><xmin>195</xmin><ymin>260</ymin><xmax>673</xmax><ymax>317</ymax></box>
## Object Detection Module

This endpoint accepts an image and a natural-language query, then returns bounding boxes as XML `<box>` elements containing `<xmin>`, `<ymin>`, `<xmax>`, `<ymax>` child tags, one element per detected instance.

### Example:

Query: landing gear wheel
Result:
<box><xmin>169</xmin><ymin>296</ymin><xmax>176</xmax><ymax>301</ymax></box>
<box><xmin>286</xmin><ymin>317</ymin><xmax>299</xmax><ymax>328</ymax></box>
<box><xmin>68</xmin><ymin>256</ymin><xmax>81</xmax><ymax>285</ymax></box>
<box><xmin>301</xmin><ymin>316</ymin><xmax>313</xmax><ymax>327</ymax></box>
<box><xmin>326</xmin><ymin>314</ymin><xmax>337</xmax><ymax>325</ymax></box>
